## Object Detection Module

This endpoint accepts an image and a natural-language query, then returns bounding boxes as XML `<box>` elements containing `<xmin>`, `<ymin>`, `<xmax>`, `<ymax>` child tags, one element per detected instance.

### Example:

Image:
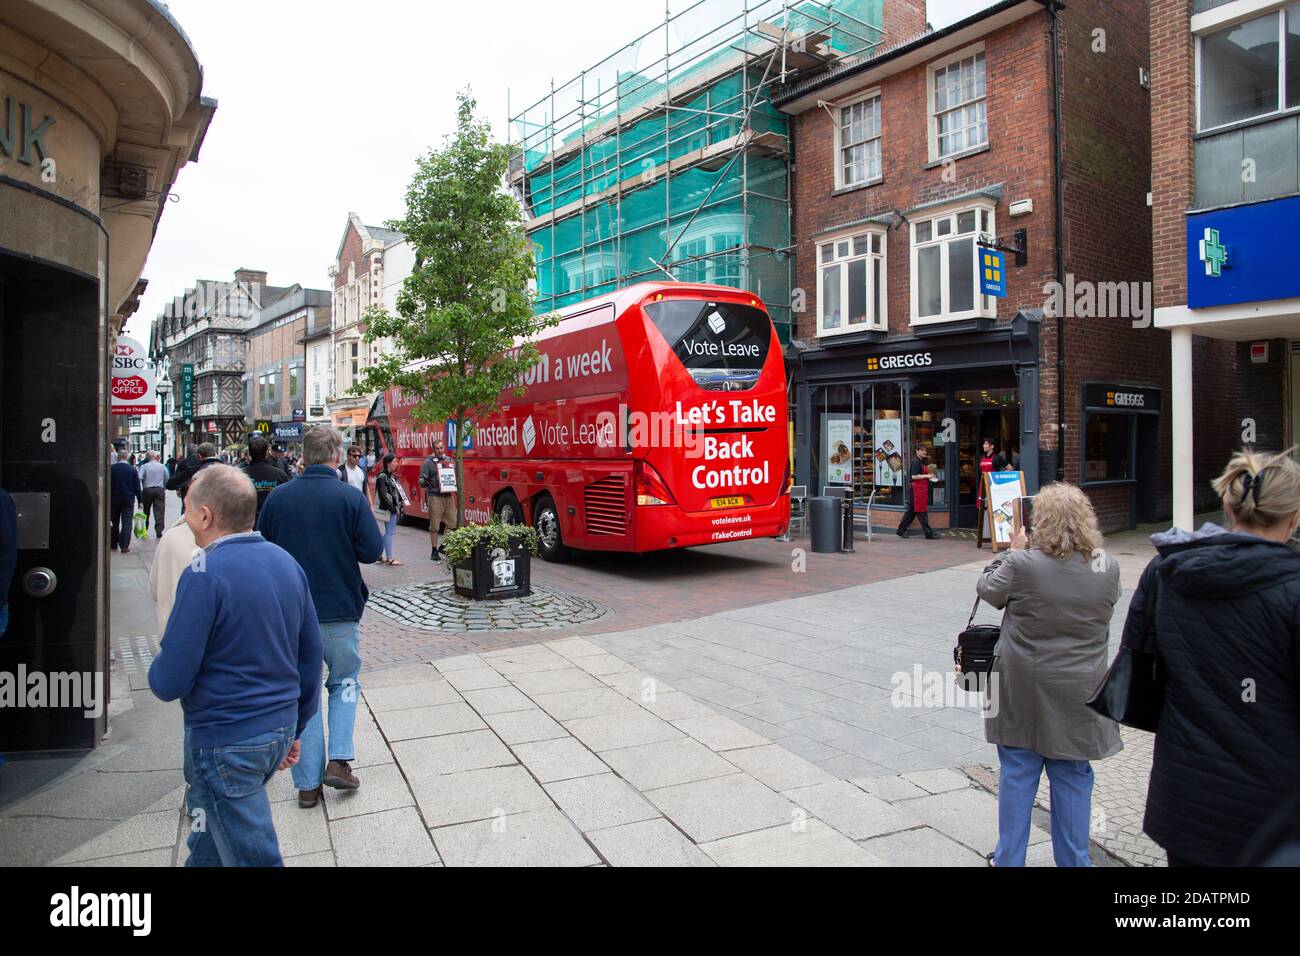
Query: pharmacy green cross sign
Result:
<box><xmin>1199</xmin><ymin>227</ymin><xmax>1228</xmax><ymax>278</ymax></box>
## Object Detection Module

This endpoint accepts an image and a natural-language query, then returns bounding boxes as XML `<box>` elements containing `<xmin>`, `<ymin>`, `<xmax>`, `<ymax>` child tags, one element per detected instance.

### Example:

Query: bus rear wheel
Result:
<box><xmin>495</xmin><ymin>492</ymin><xmax>523</xmax><ymax>525</ymax></box>
<box><xmin>534</xmin><ymin>496</ymin><xmax>570</xmax><ymax>562</ymax></box>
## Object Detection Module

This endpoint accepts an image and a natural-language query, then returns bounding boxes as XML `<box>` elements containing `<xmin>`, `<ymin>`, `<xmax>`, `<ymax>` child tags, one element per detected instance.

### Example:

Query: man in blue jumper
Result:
<box><xmin>259</xmin><ymin>425</ymin><xmax>383</xmax><ymax>808</ymax></box>
<box><xmin>149</xmin><ymin>465</ymin><xmax>324</xmax><ymax>866</ymax></box>
<box><xmin>109</xmin><ymin>450</ymin><xmax>141</xmax><ymax>552</ymax></box>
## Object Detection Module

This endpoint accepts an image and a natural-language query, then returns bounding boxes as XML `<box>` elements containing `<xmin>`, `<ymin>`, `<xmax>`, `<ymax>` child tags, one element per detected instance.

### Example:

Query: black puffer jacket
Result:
<box><xmin>1123</xmin><ymin>524</ymin><xmax>1300</xmax><ymax>866</ymax></box>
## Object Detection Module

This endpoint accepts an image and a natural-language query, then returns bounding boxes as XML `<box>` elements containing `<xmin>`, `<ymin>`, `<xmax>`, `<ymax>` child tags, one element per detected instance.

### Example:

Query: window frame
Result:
<box><xmin>908</xmin><ymin>200</ymin><xmax>998</xmax><ymax>326</ymax></box>
<box><xmin>834</xmin><ymin>90</ymin><xmax>883</xmax><ymax>190</ymax></box>
<box><xmin>927</xmin><ymin>43</ymin><xmax>989</xmax><ymax>163</ymax></box>
<box><xmin>1195</xmin><ymin>4</ymin><xmax>1299</xmax><ymax>134</ymax></box>
<box><xmin>815</xmin><ymin>226</ymin><xmax>889</xmax><ymax>338</ymax></box>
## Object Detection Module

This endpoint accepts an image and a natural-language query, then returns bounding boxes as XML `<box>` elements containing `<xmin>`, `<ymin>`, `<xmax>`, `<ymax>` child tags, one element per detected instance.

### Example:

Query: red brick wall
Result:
<box><xmin>1150</xmin><ymin>0</ymin><xmax>1192</xmax><ymax>313</ymax></box>
<box><xmin>247</xmin><ymin>315</ymin><xmax>307</xmax><ymax>422</ymax></box>
<box><xmin>1056</xmin><ymin>0</ymin><xmax>1159</xmax><ymax>529</ymax></box>
<box><xmin>789</xmin><ymin>2</ymin><xmax>1191</xmax><ymax>530</ymax></box>
<box><xmin>882</xmin><ymin>0</ymin><xmax>927</xmax><ymax>44</ymax></box>
<box><xmin>792</xmin><ymin>16</ymin><xmax>1057</xmax><ymax>346</ymax></box>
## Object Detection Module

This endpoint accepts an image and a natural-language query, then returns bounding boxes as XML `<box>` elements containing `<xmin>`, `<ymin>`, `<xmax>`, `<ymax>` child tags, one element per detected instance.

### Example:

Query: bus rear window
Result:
<box><xmin>644</xmin><ymin>300</ymin><xmax>772</xmax><ymax>392</ymax></box>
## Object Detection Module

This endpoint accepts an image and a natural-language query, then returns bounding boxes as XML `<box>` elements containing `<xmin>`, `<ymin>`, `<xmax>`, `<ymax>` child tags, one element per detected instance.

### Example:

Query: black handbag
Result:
<box><xmin>954</xmin><ymin>595</ymin><xmax>1000</xmax><ymax>692</ymax></box>
<box><xmin>1086</xmin><ymin>570</ymin><xmax>1165</xmax><ymax>732</ymax></box>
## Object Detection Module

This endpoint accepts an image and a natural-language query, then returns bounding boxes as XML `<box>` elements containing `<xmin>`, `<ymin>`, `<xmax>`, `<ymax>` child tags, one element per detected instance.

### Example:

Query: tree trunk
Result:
<box><xmin>454</xmin><ymin>413</ymin><xmax>466</xmax><ymax>526</ymax></box>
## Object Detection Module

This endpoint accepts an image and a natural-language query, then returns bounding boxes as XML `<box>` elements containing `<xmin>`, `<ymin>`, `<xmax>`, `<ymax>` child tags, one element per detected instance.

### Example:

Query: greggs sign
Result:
<box><xmin>867</xmin><ymin>351</ymin><xmax>934</xmax><ymax>372</ymax></box>
<box><xmin>110</xmin><ymin>336</ymin><xmax>156</xmax><ymax>416</ymax></box>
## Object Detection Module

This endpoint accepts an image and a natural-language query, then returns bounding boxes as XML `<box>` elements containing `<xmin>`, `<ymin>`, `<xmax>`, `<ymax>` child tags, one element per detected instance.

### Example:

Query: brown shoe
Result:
<box><xmin>298</xmin><ymin>785</ymin><xmax>323</xmax><ymax>809</ymax></box>
<box><xmin>323</xmin><ymin>760</ymin><xmax>360</xmax><ymax>790</ymax></box>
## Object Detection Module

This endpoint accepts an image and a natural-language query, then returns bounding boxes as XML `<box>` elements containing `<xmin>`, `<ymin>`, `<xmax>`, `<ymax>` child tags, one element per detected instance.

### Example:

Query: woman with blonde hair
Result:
<box><xmin>1124</xmin><ymin>449</ymin><xmax>1300</xmax><ymax>867</ymax></box>
<box><xmin>976</xmin><ymin>482</ymin><xmax>1122</xmax><ymax>866</ymax></box>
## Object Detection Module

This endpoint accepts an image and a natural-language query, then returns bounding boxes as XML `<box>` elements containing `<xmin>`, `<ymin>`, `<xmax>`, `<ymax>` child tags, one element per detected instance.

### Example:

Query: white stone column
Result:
<box><xmin>1171</xmin><ymin>325</ymin><xmax>1195</xmax><ymax>531</ymax></box>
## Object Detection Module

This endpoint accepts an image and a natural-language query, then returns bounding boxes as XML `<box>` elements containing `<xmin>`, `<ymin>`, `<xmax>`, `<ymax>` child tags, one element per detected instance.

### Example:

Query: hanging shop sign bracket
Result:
<box><xmin>977</xmin><ymin>229</ymin><xmax>1028</xmax><ymax>267</ymax></box>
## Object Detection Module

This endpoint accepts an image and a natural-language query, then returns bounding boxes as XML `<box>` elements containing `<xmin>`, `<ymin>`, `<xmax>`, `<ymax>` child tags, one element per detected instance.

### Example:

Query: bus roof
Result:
<box><xmin>396</xmin><ymin>281</ymin><xmax>770</xmax><ymax>374</ymax></box>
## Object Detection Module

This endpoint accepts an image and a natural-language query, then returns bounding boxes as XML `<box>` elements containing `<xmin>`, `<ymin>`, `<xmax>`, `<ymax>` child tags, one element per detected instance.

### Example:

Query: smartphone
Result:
<box><xmin>1013</xmin><ymin>496</ymin><xmax>1036</xmax><ymax>536</ymax></box>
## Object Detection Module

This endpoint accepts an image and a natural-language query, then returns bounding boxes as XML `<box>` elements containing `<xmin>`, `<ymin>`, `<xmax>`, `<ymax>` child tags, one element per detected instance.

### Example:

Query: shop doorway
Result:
<box><xmin>956</xmin><ymin>391</ymin><xmax>1020</xmax><ymax>528</ymax></box>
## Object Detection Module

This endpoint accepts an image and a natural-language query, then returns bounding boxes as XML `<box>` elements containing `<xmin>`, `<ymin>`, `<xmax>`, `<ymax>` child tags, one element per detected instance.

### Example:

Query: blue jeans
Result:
<box><xmin>995</xmin><ymin>744</ymin><xmax>1094</xmax><ymax>867</ymax></box>
<box><xmin>383</xmin><ymin>512</ymin><xmax>398</xmax><ymax>559</ymax></box>
<box><xmin>184</xmin><ymin>725</ymin><xmax>293</xmax><ymax>866</ymax></box>
<box><xmin>292</xmin><ymin>620</ymin><xmax>361</xmax><ymax>790</ymax></box>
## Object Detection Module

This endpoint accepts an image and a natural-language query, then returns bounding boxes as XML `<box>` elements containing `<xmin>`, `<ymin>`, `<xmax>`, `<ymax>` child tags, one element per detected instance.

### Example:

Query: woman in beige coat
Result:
<box><xmin>976</xmin><ymin>482</ymin><xmax>1122</xmax><ymax>866</ymax></box>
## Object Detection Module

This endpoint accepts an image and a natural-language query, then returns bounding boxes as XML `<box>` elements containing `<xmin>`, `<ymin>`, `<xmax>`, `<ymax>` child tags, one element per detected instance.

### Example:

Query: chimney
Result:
<box><xmin>882</xmin><ymin>0</ymin><xmax>928</xmax><ymax>44</ymax></box>
<box><xmin>234</xmin><ymin>267</ymin><xmax>268</xmax><ymax>289</ymax></box>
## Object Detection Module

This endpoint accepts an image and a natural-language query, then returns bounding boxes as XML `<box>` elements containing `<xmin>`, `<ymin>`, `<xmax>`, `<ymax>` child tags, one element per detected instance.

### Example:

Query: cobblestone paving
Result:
<box><xmin>368</xmin><ymin>582</ymin><xmax>610</xmax><ymax>633</ymax></box>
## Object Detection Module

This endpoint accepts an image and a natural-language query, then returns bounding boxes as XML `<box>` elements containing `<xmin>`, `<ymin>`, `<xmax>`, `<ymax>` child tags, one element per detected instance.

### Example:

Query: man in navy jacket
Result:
<box><xmin>258</xmin><ymin>425</ymin><xmax>383</xmax><ymax>808</ymax></box>
<box><xmin>109</xmin><ymin>450</ymin><xmax>142</xmax><ymax>552</ymax></box>
<box><xmin>149</xmin><ymin>464</ymin><xmax>323</xmax><ymax>866</ymax></box>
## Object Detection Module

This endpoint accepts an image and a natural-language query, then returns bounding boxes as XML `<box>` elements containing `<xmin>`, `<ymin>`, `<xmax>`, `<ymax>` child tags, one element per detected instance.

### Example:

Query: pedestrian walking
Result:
<box><xmin>896</xmin><ymin>443</ymin><xmax>938</xmax><ymax>539</ymax></box>
<box><xmin>148</xmin><ymin>465</ymin><xmax>323</xmax><ymax>867</ymax></box>
<box><xmin>257</xmin><ymin>425</ymin><xmax>383</xmax><ymax>808</ymax></box>
<box><xmin>375</xmin><ymin>453</ymin><xmax>409</xmax><ymax>566</ymax></box>
<box><xmin>138</xmin><ymin>450</ymin><xmax>169</xmax><ymax>538</ymax></box>
<box><xmin>1125</xmin><ymin>449</ymin><xmax>1300</xmax><ymax>867</ymax></box>
<box><xmin>339</xmin><ymin>446</ymin><xmax>368</xmax><ymax>495</ymax></box>
<box><xmin>976</xmin><ymin>482</ymin><xmax>1121</xmax><ymax>867</ymax></box>
<box><xmin>242</xmin><ymin>436</ymin><xmax>289</xmax><ymax>522</ymax></box>
<box><xmin>149</xmin><ymin>452</ymin><xmax>225</xmax><ymax>632</ymax></box>
<box><xmin>270</xmin><ymin>443</ymin><xmax>294</xmax><ymax>481</ymax></box>
<box><xmin>110</xmin><ymin>450</ymin><xmax>141</xmax><ymax>553</ymax></box>
<box><xmin>418</xmin><ymin>437</ymin><xmax>458</xmax><ymax>560</ymax></box>
<box><xmin>167</xmin><ymin>443</ymin><xmax>213</xmax><ymax>511</ymax></box>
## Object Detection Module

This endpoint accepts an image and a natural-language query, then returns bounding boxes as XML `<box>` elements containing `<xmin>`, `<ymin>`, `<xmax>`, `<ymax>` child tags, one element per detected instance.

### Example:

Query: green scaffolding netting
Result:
<box><xmin>513</xmin><ymin>0</ymin><xmax>884</xmax><ymax>343</ymax></box>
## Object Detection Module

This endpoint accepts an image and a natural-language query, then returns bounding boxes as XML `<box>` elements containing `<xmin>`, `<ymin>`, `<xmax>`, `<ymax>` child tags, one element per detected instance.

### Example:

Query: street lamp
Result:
<box><xmin>155</xmin><ymin>377</ymin><xmax>172</xmax><ymax>457</ymax></box>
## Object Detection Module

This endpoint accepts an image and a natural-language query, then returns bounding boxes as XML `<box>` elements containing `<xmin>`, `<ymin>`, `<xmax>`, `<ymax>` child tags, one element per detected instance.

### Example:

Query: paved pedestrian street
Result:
<box><xmin>0</xmin><ymin>499</ymin><xmax>1175</xmax><ymax>867</ymax></box>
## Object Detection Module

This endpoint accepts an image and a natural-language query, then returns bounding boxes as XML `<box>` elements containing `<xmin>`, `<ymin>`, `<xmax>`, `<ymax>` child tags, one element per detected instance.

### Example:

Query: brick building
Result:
<box><xmin>154</xmin><ymin>269</ymin><xmax>296</xmax><ymax>453</ymax></box>
<box><xmin>244</xmin><ymin>286</ymin><xmax>331</xmax><ymax>449</ymax></box>
<box><xmin>327</xmin><ymin>212</ymin><xmax>413</xmax><ymax>445</ymax></box>
<box><xmin>1151</xmin><ymin>0</ymin><xmax>1299</xmax><ymax>529</ymax></box>
<box><xmin>777</xmin><ymin>0</ymin><xmax>1232</xmax><ymax>532</ymax></box>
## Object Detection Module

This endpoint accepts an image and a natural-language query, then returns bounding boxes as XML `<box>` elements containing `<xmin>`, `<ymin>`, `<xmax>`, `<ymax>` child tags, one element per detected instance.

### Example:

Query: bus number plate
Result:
<box><xmin>710</xmin><ymin>496</ymin><xmax>745</xmax><ymax>509</ymax></box>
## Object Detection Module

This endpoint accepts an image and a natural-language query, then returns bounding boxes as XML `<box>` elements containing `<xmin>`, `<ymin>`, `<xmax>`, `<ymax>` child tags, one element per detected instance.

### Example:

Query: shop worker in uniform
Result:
<box><xmin>419</xmin><ymin>436</ymin><xmax>458</xmax><ymax>561</ymax></box>
<box><xmin>242</xmin><ymin>436</ymin><xmax>289</xmax><ymax>522</ymax></box>
<box><xmin>896</xmin><ymin>443</ymin><xmax>939</xmax><ymax>540</ymax></box>
<box><xmin>148</xmin><ymin>465</ymin><xmax>323</xmax><ymax>867</ymax></box>
<box><xmin>258</xmin><ymin>425</ymin><xmax>383</xmax><ymax>809</ymax></box>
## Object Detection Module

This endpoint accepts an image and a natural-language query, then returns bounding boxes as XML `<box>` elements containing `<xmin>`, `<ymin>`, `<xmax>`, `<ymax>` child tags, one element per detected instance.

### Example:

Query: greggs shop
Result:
<box><xmin>793</xmin><ymin>311</ymin><xmax>1042</xmax><ymax>530</ymax></box>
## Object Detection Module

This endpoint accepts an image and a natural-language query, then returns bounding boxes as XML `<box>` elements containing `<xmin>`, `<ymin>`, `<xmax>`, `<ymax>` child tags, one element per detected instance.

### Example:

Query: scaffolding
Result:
<box><xmin>509</xmin><ymin>0</ymin><xmax>885</xmax><ymax>340</ymax></box>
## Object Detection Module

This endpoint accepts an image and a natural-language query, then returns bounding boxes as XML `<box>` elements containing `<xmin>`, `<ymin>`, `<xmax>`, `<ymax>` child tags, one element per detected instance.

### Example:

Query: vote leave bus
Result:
<box><xmin>362</xmin><ymin>281</ymin><xmax>791</xmax><ymax>561</ymax></box>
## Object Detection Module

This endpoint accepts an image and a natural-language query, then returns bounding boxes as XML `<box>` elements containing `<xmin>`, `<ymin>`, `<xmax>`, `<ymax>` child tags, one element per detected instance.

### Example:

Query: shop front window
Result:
<box><xmin>810</xmin><ymin>382</ymin><xmax>905</xmax><ymax>507</ymax></box>
<box><xmin>1084</xmin><ymin>414</ymin><xmax>1133</xmax><ymax>482</ymax></box>
<box><xmin>909</xmin><ymin>390</ymin><xmax>948</xmax><ymax>510</ymax></box>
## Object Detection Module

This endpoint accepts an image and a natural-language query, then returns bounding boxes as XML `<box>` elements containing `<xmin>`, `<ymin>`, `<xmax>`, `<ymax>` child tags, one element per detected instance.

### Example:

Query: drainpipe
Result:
<box><xmin>1044</xmin><ymin>0</ymin><xmax>1067</xmax><ymax>482</ymax></box>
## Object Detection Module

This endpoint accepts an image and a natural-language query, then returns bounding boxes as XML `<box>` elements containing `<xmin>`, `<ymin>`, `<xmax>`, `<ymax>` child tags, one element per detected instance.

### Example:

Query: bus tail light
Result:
<box><xmin>634</xmin><ymin>461</ymin><xmax>675</xmax><ymax>506</ymax></box>
<box><xmin>781</xmin><ymin>460</ymin><xmax>792</xmax><ymax>495</ymax></box>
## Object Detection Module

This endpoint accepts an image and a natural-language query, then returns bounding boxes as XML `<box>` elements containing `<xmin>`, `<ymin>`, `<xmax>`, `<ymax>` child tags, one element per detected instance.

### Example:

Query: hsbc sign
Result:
<box><xmin>110</xmin><ymin>336</ymin><xmax>156</xmax><ymax>416</ymax></box>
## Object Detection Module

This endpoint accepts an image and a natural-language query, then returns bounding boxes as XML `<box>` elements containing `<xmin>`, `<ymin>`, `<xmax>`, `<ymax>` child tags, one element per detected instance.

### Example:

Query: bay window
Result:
<box><xmin>910</xmin><ymin>204</ymin><xmax>997</xmax><ymax>324</ymax></box>
<box><xmin>817</xmin><ymin>230</ymin><xmax>886</xmax><ymax>337</ymax></box>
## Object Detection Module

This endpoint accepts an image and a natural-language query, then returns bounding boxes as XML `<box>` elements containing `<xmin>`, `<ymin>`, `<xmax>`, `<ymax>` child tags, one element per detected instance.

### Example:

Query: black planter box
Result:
<box><xmin>452</xmin><ymin>535</ymin><xmax>532</xmax><ymax>601</ymax></box>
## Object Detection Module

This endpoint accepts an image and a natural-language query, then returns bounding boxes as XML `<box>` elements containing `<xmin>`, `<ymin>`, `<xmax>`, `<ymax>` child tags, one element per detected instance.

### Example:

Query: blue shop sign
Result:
<box><xmin>979</xmin><ymin>248</ymin><xmax>1006</xmax><ymax>298</ymax></box>
<box><xmin>272</xmin><ymin>421</ymin><xmax>304</xmax><ymax>442</ymax></box>
<box><xmin>1187</xmin><ymin>195</ymin><xmax>1300</xmax><ymax>309</ymax></box>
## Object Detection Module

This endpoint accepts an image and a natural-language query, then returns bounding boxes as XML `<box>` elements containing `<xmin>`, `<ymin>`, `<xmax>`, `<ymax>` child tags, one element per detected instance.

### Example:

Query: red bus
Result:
<box><xmin>362</xmin><ymin>281</ymin><xmax>791</xmax><ymax>561</ymax></box>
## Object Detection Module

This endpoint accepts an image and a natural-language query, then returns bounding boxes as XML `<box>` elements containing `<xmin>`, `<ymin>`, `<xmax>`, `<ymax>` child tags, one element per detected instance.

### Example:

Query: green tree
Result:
<box><xmin>354</xmin><ymin>92</ymin><xmax>556</xmax><ymax>525</ymax></box>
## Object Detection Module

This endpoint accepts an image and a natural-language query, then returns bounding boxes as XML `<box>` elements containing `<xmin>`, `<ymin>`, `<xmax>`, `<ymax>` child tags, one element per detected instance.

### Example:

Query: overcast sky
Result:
<box><xmin>132</xmin><ymin>0</ymin><xmax>995</xmax><ymax>334</ymax></box>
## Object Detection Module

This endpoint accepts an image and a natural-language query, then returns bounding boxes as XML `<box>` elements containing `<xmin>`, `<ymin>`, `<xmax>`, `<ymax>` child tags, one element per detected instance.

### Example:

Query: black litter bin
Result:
<box><xmin>808</xmin><ymin>496</ymin><xmax>843</xmax><ymax>553</ymax></box>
